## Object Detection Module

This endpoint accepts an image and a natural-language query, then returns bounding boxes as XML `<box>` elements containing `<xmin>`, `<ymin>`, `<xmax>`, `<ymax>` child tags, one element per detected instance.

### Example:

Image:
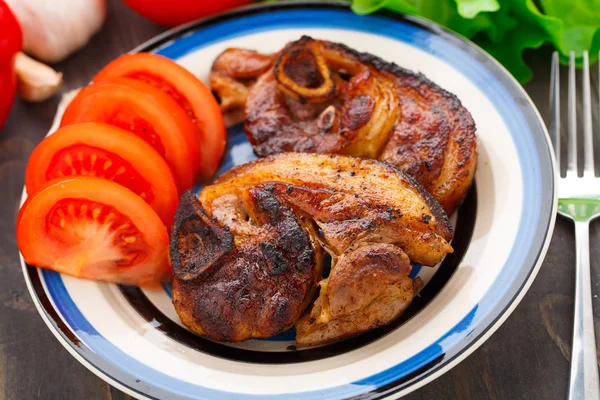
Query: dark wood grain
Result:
<box><xmin>0</xmin><ymin>1</ymin><xmax>597</xmax><ymax>399</ymax></box>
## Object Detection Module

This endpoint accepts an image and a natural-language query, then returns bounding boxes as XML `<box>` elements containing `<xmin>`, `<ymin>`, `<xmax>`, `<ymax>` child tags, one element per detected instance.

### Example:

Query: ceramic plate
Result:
<box><xmin>20</xmin><ymin>2</ymin><xmax>557</xmax><ymax>399</ymax></box>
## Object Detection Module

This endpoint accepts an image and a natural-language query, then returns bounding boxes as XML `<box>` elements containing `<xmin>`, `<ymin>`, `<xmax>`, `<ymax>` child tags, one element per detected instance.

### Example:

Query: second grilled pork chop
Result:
<box><xmin>210</xmin><ymin>36</ymin><xmax>477</xmax><ymax>214</ymax></box>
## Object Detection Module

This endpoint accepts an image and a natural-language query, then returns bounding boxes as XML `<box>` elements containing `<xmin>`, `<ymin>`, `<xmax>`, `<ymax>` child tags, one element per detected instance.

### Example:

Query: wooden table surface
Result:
<box><xmin>1</xmin><ymin>1</ymin><xmax>599</xmax><ymax>399</ymax></box>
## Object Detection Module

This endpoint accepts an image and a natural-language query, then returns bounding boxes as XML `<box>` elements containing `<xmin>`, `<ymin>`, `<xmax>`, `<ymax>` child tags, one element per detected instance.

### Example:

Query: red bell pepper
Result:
<box><xmin>0</xmin><ymin>1</ymin><xmax>22</xmax><ymax>130</ymax></box>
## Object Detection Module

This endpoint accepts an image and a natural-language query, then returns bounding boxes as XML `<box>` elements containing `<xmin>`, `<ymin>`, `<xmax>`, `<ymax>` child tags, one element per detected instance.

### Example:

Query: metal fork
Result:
<box><xmin>551</xmin><ymin>50</ymin><xmax>600</xmax><ymax>400</ymax></box>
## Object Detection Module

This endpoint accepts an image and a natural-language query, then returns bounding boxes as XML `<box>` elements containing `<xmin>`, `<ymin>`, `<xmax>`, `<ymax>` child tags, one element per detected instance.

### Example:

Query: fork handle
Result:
<box><xmin>569</xmin><ymin>220</ymin><xmax>600</xmax><ymax>400</ymax></box>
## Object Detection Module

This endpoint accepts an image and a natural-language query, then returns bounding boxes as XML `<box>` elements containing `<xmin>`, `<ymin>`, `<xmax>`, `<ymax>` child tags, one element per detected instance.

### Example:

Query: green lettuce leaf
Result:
<box><xmin>351</xmin><ymin>0</ymin><xmax>517</xmax><ymax>46</ymax></box>
<box><xmin>349</xmin><ymin>0</ymin><xmax>600</xmax><ymax>82</ymax></box>
<box><xmin>455</xmin><ymin>0</ymin><xmax>499</xmax><ymax>19</ymax></box>
<box><xmin>475</xmin><ymin>22</ymin><xmax>547</xmax><ymax>82</ymax></box>
<box><xmin>538</xmin><ymin>0</ymin><xmax>600</xmax><ymax>62</ymax></box>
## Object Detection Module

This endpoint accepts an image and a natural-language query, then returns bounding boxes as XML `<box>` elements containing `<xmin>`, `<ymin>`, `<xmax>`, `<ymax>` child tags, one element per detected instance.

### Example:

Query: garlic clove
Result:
<box><xmin>15</xmin><ymin>52</ymin><xmax>63</xmax><ymax>102</ymax></box>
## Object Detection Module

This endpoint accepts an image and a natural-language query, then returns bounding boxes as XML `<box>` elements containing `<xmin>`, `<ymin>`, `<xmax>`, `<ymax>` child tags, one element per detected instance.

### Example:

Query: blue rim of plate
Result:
<box><xmin>21</xmin><ymin>2</ymin><xmax>557</xmax><ymax>399</ymax></box>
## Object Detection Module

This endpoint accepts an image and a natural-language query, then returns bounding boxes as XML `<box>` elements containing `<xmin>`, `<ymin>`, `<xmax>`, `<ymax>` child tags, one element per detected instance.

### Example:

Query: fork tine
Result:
<box><xmin>550</xmin><ymin>52</ymin><xmax>561</xmax><ymax>169</ymax></box>
<box><xmin>582</xmin><ymin>51</ymin><xmax>594</xmax><ymax>176</ymax></box>
<box><xmin>568</xmin><ymin>51</ymin><xmax>578</xmax><ymax>175</ymax></box>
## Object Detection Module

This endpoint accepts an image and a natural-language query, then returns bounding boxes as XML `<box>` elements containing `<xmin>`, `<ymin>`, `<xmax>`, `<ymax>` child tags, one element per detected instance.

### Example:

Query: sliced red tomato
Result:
<box><xmin>93</xmin><ymin>53</ymin><xmax>226</xmax><ymax>180</ymax></box>
<box><xmin>60</xmin><ymin>78</ymin><xmax>201</xmax><ymax>191</ymax></box>
<box><xmin>25</xmin><ymin>123</ymin><xmax>178</xmax><ymax>227</ymax></box>
<box><xmin>17</xmin><ymin>177</ymin><xmax>170</xmax><ymax>286</ymax></box>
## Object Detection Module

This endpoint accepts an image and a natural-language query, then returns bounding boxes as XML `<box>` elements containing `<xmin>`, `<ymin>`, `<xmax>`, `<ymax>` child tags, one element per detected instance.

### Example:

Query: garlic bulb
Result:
<box><xmin>5</xmin><ymin>0</ymin><xmax>107</xmax><ymax>64</ymax></box>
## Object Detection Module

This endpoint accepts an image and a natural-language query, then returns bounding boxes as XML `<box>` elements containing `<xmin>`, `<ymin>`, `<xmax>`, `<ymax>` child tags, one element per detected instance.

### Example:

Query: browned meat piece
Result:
<box><xmin>210</xmin><ymin>48</ymin><xmax>276</xmax><ymax>112</ymax></box>
<box><xmin>296</xmin><ymin>243</ymin><xmax>424</xmax><ymax>345</ymax></box>
<box><xmin>171</xmin><ymin>189</ymin><xmax>322</xmax><ymax>341</ymax></box>
<box><xmin>170</xmin><ymin>153</ymin><xmax>453</xmax><ymax>343</ymax></box>
<box><xmin>209</xmin><ymin>36</ymin><xmax>477</xmax><ymax>214</ymax></box>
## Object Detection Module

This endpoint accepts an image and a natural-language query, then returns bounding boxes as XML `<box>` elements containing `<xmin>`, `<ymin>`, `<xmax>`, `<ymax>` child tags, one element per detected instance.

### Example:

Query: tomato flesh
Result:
<box><xmin>47</xmin><ymin>198</ymin><xmax>147</xmax><ymax>268</ymax></box>
<box><xmin>47</xmin><ymin>145</ymin><xmax>155</xmax><ymax>204</ymax></box>
<box><xmin>61</xmin><ymin>79</ymin><xmax>200</xmax><ymax>191</ymax></box>
<box><xmin>126</xmin><ymin>71</ymin><xmax>197</xmax><ymax>125</ymax></box>
<box><xmin>105</xmin><ymin>110</ymin><xmax>167</xmax><ymax>157</ymax></box>
<box><xmin>26</xmin><ymin>123</ymin><xmax>179</xmax><ymax>227</ymax></box>
<box><xmin>17</xmin><ymin>177</ymin><xmax>170</xmax><ymax>285</ymax></box>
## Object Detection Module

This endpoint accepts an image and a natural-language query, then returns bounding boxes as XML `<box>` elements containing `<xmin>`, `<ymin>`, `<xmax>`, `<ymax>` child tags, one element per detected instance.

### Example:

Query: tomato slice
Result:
<box><xmin>25</xmin><ymin>123</ymin><xmax>178</xmax><ymax>227</ymax></box>
<box><xmin>17</xmin><ymin>177</ymin><xmax>170</xmax><ymax>285</ymax></box>
<box><xmin>60</xmin><ymin>78</ymin><xmax>201</xmax><ymax>191</ymax></box>
<box><xmin>93</xmin><ymin>53</ymin><xmax>226</xmax><ymax>180</ymax></box>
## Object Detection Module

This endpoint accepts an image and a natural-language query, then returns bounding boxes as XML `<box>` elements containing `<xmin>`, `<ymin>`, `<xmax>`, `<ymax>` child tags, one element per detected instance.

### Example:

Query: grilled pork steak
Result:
<box><xmin>170</xmin><ymin>153</ymin><xmax>453</xmax><ymax>343</ymax></box>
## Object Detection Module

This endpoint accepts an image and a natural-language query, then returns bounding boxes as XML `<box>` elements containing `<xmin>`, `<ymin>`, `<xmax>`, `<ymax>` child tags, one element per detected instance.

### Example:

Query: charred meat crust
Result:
<box><xmin>170</xmin><ymin>191</ymin><xmax>235</xmax><ymax>281</ymax></box>
<box><xmin>250</xmin><ymin>186</ymin><xmax>315</xmax><ymax>276</ymax></box>
<box><xmin>372</xmin><ymin>158</ymin><xmax>453</xmax><ymax>239</ymax></box>
<box><xmin>171</xmin><ymin>187</ymin><xmax>318</xmax><ymax>342</ymax></box>
<box><xmin>273</xmin><ymin>40</ymin><xmax>337</xmax><ymax>103</ymax></box>
<box><xmin>318</xmin><ymin>37</ymin><xmax>468</xmax><ymax>115</ymax></box>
